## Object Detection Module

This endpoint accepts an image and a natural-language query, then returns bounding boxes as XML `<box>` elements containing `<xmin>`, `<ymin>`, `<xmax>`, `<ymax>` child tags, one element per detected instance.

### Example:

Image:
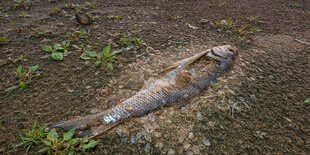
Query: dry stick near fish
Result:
<box><xmin>45</xmin><ymin>45</ymin><xmax>238</xmax><ymax>138</ymax></box>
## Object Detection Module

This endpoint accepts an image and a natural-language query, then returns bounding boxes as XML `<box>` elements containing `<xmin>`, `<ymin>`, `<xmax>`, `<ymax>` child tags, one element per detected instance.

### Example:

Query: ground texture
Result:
<box><xmin>0</xmin><ymin>0</ymin><xmax>309</xmax><ymax>154</ymax></box>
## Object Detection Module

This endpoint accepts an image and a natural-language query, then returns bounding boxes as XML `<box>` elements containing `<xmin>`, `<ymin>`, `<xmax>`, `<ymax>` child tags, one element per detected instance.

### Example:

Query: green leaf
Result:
<box><xmin>66</xmin><ymin>41</ymin><xmax>70</xmax><ymax>47</ymax></box>
<box><xmin>68</xmin><ymin>151</ymin><xmax>75</xmax><ymax>155</ymax></box>
<box><xmin>4</xmin><ymin>85</ymin><xmax>18</xmax><ymax>92</ymax></box>
<box><xmin>47</xmin><ymin>129</ymin><xmax>58</xmax><ymax>142</ymax></box>
<box><xmin>62</xmin><ymin>41</ymin><xmax>66</xmax><ymax>47</ymax></box>
<box><xmin>29</xmin><ymin>65</ymin><xmax>39</xmax><ymax>72</ymax></box>
<box><xmin>83</xmin><ymin>140</ymin><xmax>98</xmax><ymax>149</ymax></box>
<box><xmin>54</xmin><ymin>44</ymin><xmax>62</xmax><ymax>50</ymax></box>
<box><xmin>41</xmin><ymin>139</ymin><xmax>52</xmax><ymax>146</ymax></box>
<box><xmin>51</xmin><ymin>52</ymin><xmax>63</xmax><ymax>60</ymax></box>
<box><xmin>80</xmin><ymin>51</ymin><xmax>97</xmax><ymax>60</ymax></box>
<box><xmin>43</xmin><ymin>46</ymin><xmax>52</xmax><ymax>52</ymax></box>
<box><xmin>72</xmin><ymin>45</ymin><xmax>80</xmax><ymax>49</ymax></box>
<box><xmin>17</xmin><ymin>65</ymin><xmax>22</xmax><ymax>74</ymax></box>
<box><xmin>87</xmin><ymin>51</ymin><xmax>98</xmax><ymax>57</ymax></box>
<box><xmin>82</xmin><ymin>136</ymin><xmax>89</xmax><ymax>143</ymax></box>
<box><xmin>95</xmin><ymin>61</ymin><xmax>101</xmax><ymax>67</ymax></box>
<box><xmin>68</xmin><ymin>139</ymin><xmax>78</xmax><ymax>145</ymax></box>
<box><xmin>19</xmin><ymin>82</ymin><xmax>26</xmax><ymax>88</ymax></box>
<box><xmin>100</xmin><ymin>45</ymin><xmax>111</xmax><ymax>57</ymax></box>
<box><xmin>40</xmin><ymin>54</ymin><xmax>51</xmax><ymax>59</ymax></box>
<box><xmin>107</xmin><ymin>63</ymin><xmax>113</xmax><ymax>70</ymax></box>
<box><xmin>305</xmin><ymin>98</ymin><xmax>310</xmax><ymax>104</ymax></box>
<box><xmin>63</xmin><ymin>128</ymin><xmax>75</xmax><ymax>141</ymax></box>
<box><xmin>38</xmin><ymin>147</ymin><xmax>50</xmax><ymax>153</ymax></box>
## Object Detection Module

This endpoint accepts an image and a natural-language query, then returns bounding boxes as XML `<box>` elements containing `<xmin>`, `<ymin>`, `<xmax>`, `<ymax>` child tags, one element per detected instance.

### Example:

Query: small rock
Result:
<box><xmin>75</xmin><ymin>12</ymin><xmax>92</xmax><ymax>25</ymax></box>
<box><xmin>185</xmin><ymin>49</ymin><xmax>191</xmax><ymax>53</ymax></box>
<box><xmin>184</xmin><ymin>143</ymin><xmax>191</xmax><ymax>150</ymax></box>
<box><xmin>144</xmin><ymin>143</ymin><xmax>151</xmax><ymax>153</ymax></box>
<box><xmin>192</xmin><ymin>145</ymin><xmax>200</xmax><ymax>154</ymax></box>
<box><xmin>130</xmin><ymin>135</ymin><xmax>137</xmax><ymax>144</ymax></box>
<box><xmin>154</xmin><ymin>132</ymin><xmax>161</xmax><ymax>138</ymax></box>
<box><xmin>239</xmin><ymin>96</ymin><xmax>245</xmax><ymax>102</ymax></box>
<box><xmin>86</xmin><ymin>85</ymin><xmax>91</xmax><ymax>89</ymax></box>
<box><xmin>67</xmin><ymin>89</ymin><xmax>74</xmax><ymax>93</ymax></box>
<box><xmin>144</xmin><ymin>135</ymin><xmax>152</xmax><ymax>142</ymax></box>
<box><xmin>188</xmin><ymin>132</ymin><xmax>194</xmax><ymax>139</ymax></box>
<box><xmin>94</xmin><ymin>71</ymin><xmax>100</xmax><ymax>75</ymax></box>
<box><xmin>186</xmin><ymin>151</ymin><xmax>194</xmax><ymax>155</ymax></box>
<box><xmin>168</xmin><ymin>149</ymin><xmax>176</xmax><ymax>155</ymax></box>
<box><xmin>196</xmin><ymin>112</ymin><xmax>203</xmax><ymax>120</ymax></box>
<box><xmin>136</xmin><ymin>132</ymin><xmax>142</xmax><ymax>140</ymax></box>
<box><xmin>228</xmin><ymin>99</ymin><xmax>234</xmax><ymax>104</ymax></box>
<box><xmin>40</xmin><ymin>38</ymin><xmax>51</xmax><ymax>43</ymax></box>
<box><xmin>202</xmin><ymin>139</ymin><xmax>210</xmax><ymax>146</ymax></box>
<box><xmin>250</xmin><ymin>95</ymin><xmax>256</xmax><ymax>100</ymax></box>
<box><xmin>118</xmin><ymin>85</ymin><xmax>124</xmax><ymax>89</ymax></box>
<box><xmin>121</xmin><ymin>137</ymin><xmax>127</xmax><ymax>142</ymax></box>
<box><xmin>148</xmin><ymin>113</ymin><xmax>156</xmax><ymax>122</ymax></box>
<box><xmin>155</xmin><ymin>142</ymin><xmax>163</xmax><ymax>149</ymax></box>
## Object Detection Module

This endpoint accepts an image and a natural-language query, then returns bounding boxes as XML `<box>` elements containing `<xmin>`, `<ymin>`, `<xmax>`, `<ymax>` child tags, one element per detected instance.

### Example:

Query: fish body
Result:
<box><xmin>45</xmin><ymin>45</ymin><xmax>237</xmax><ymax>138</ymax></box>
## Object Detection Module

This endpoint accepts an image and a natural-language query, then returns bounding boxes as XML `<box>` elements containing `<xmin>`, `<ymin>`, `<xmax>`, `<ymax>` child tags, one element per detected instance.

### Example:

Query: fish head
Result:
<box><xmin>211</xmin><ymin>45</ymin><xmax>238</xmax><ymax>60</ymax></box>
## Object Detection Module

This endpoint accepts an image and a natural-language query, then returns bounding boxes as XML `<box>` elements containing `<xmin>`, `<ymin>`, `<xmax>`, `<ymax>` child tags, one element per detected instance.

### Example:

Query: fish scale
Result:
<box><xmin>45</xmin><ymin>45</ymin><xmax>237</xmax><ymax>138</ymax></box>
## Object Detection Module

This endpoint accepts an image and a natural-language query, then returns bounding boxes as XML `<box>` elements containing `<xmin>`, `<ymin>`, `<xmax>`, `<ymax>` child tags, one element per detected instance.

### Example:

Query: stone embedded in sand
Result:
<box><xmin>196</xmin><ymin>112</ymin><xmax>203</xmax><ymax>120</ymax></box>
<box><xmin>130</xmin><ymin>135</ymin><xmax>137</xmax><ymax>144</ymax></box>
<box><xmin>188</xmin><ymin>132</ymin><xmax>194</xmax><ymax>139</ymax></box>
<box><xmin>148</xmin><ymin>113</ymin><xmax>156</xmax><ymax>122</ymax></box>
<box><xmin>192</xmin><ymin>145</ymin><xmax>200</xmax><ymax>154</ymax></box>
<box><xmin>154</xmin><ymin>132</ymin><xmax>161</xmax><ymax>138</ymax></box>
<box><xmin>183</xmin><ymin>143</ymin><xmax>191</xmax><ymax>150</ymax></box>
<box><xmin>136</xmin><ymin>132</ymin><xmax>142</xmax><ymax>140</ymax></box>
<box><xmin>144</xmin><ymin>143</ymin><xmax>151</xmax><ymax>153</ymax></box>
<box><xmin>75</xmin><ymin>12</ymin><xmax>91</xmax><ymax>25</ymax></box>
<box><xmin>186</xmin><ymin>151</ymin><xmax>194</xmax><ymax>155</ymax></box>
<box><xmin>202</xmin><ymin>139</ymin><xmax>211</xmax><ymax>146</ymax></box>
<box><xmin>155</xmin><ymin>141</ymin><xmax>163</xmax><ymax>149</ymax></box>
<box><xmin>168</xmin><ymin>149</ymin><xmax>176</xmax><ymax>155</ymax></box>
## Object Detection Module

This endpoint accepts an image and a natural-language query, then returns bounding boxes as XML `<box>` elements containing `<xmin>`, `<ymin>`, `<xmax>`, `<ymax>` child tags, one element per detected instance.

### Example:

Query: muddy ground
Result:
<box><xmin>0</xmin><ymin>0</ymin><xmax>309</xmax><ymax>154</ymax></box>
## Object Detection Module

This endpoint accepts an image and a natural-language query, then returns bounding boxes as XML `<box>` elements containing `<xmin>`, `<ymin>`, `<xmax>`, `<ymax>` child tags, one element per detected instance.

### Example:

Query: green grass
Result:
<box><xmin>16</xmin><ymin>120</ymin><xmax>46</xmax><ymax>153</ymax></box>
<box><xmin>80</xmin><ymin>45</ymin><xmax>117</xmax><ymax>70</ymax></box>
<box><xmin>16</xmin><ymin>121</ymin><xmax>98</xmax><ymax>154</ymax></box>
<box><xmin>42</xmin><ymin>41</ymin><xmax>70</xmax><ymax>60</ymax></box>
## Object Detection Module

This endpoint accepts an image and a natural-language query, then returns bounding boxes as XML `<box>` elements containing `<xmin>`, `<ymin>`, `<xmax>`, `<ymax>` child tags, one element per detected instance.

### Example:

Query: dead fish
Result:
<box><xmin>45</xmin><ymin>45</ymin><xmax>238</xmax><ymax>138</ymax></box>
<box><xmin>75</xmin><ymin>12</ymin><xmax>91</xmax><ymax>25</ymax></box>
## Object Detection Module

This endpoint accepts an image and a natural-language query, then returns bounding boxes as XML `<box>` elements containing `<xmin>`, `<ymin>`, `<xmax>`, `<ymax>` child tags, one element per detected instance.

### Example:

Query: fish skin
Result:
<box><xmin>45</xmin><ymin>45</ymin><xmax>237</xmax><ymax>137</ymax></box>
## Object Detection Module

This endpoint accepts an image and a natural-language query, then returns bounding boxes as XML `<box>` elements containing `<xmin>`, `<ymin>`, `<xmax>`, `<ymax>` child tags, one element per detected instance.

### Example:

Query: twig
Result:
<box><xmin>295</xmin><ymin>39</ymin><xmax>309</xmax><ymax>45</ymax></box>
<box><xmin>231</xmin><ymin>102</ymin><xmax>238</xmax><ymax>118</ymax></box>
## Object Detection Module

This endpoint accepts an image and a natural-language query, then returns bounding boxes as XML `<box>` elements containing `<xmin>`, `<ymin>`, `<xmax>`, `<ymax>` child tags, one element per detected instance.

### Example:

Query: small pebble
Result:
<box><xmin>196</xmin><ymin>112</ymin><xmax>203</xmax><ymax>120</ymax></box>
<box><xmin>86</xmin><ymin>85</ymin><xmax>91</xmax><ymax>89</ymax></box>
<box><xmin>136</xmin><ymin>132</ymin><xmax>142</xmax><ymax>139</ymax></box>
<box><xmin>168</xmin><ymin>149</ymin><xmax>176</xmax><ymax>155</ymax></box>
<box><xmin>202</xmin><ymin>139</ymin><xmax>211</xmax><ymax>146</ymax></box>
<box><xmin>148</xmin><ymin>113</ymin><xmax>156</xmax><ymax>122</ymax></box>
<box><xmin>130</xmin><ymin>135</ymin><xmax>137</xmax><ymax>144</ymax></box>
<box><xmin>154</xmin><ymin>132</ymin><xmax>161</xmax><ymax>138</ymax></box>
<box><xmin>144</xmin><ymin>143</ymin><xmax>151</xmax><ymax>153</ymax></box>
<box><xmin>188</xmin><ymin>132</ymin><xmax>194</xmax><ymax>139</ymax></box>
<box><xmin>155</xmin><ymin>142</ymin><xmax>163</xmax><ymax>149</ymax></box>
<box><xmin>250</xmin><ymin>95</ymin><xmax>256</xmax><ymax>99</ymax></box>
<box><xmin>186</xmin><ymin>151</ymin><xmax>194</xmax><ymax>155</ymax></box>
<box><xmin>144</xmin><ymin>135</ymin><xmax>152</xmax><ymax>142</ymax></box>
<box><xmin>192</xmin><ymin>145</ymin><xmax>200</xmax><ymax>154</ymax></box>
<box><xmin>94</xmin><ymin>71</ymin><xmax>100</xmax><ymax>75</ymax></box>
<box><xmin>228</xmin><ymin>99</ymin><xmax>234</xmax><ymax>104</ymax></box>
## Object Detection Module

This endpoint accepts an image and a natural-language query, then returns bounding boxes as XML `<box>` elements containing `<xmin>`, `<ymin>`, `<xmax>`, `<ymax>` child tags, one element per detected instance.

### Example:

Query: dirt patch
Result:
<box><xmin>0</xmin><ymin>0</ymin><xmax>309</xmax><ymax>154</ymax></box>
